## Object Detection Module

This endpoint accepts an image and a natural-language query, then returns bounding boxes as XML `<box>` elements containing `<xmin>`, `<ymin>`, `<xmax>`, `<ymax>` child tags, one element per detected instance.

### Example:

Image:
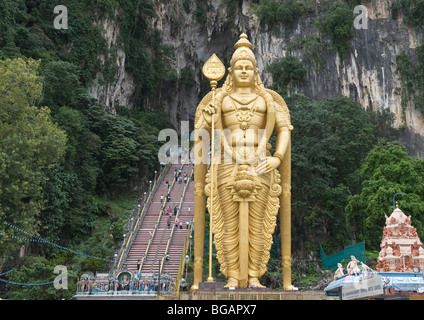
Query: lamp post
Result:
<box><xmin>114</xmin><ymin>253</ymin><xmax>118</xmax><ymax>272</ymax></box>
<box><xmin>185</xmin><ymin>254</ymin><xmax>189</xmax><ymax>281</ymax></box>
<box><xmin>393</xmin><ymin>193</ymin><xmax>402</xmax><ymax>209</ymax></box>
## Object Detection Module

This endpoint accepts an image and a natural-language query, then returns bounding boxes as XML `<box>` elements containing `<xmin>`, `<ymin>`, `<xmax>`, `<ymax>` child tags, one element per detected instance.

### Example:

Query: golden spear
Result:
<box><xmin>202</xmin><ymin>53</ymin><xmax>225</xmax><ymax>282</ymax></box>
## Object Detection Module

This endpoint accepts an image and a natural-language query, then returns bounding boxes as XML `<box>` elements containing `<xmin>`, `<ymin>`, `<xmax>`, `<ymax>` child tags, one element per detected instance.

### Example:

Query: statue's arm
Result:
<box><xmin>194</xmin><ymin>91</ymin><xmax>216</xmax><ymax>131</ymax></box>
<box><xmin>274</xmin><ymin>126</ymin><xmax>290</xmax><ymax>160</ymax></box>
<box><xmin>273</xmin><ymin>102</ymin><xmax>292</xmax><ymax>160</ymax></box>
<box><xmin>255</xmin><ymin>100</ymin><xmax>291</xmax><ymax>174</ymax></box>
<box><xmin>201</xmin><ymin>95</ymin><xmax>224</xmax><ymax>129</ymax></box>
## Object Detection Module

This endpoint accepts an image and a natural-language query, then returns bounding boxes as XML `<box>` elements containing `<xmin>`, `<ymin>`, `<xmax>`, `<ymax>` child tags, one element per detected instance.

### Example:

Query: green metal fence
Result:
<box><xmin>320</xmin><ymin>242</ymin><xmax>366</xmax><ymax>270</ymax></box>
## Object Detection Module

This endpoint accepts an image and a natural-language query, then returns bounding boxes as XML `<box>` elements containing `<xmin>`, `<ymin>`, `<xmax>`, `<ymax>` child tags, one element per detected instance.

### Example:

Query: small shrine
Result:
<box><xmin>376</xmin><ymin>203</ymin><xmax>424</xmax><ymax>272</ymax></box>
<box><xmin>324</xmin><ymin>201</ymin><xmax>424</xmax><ymax>299</ymax></box>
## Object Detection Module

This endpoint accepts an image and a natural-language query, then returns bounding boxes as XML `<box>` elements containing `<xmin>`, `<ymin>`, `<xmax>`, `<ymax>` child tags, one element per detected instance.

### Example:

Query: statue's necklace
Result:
<box><xmin>230</xmin><ymin>94</ymin><xmax>258</xmax><ymax>106</ymax></box>
<box><xmin>230</xmin><ymin>94</ymin><xmax>258</xmax><ymax>131</ymax></box>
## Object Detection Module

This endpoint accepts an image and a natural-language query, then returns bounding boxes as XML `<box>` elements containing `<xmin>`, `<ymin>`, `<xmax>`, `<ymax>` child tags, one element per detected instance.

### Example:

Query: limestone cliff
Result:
<box><xmin>89</xmin><ymin>0</ymin><xmax>424</xmax><ymax>157</ymax></box>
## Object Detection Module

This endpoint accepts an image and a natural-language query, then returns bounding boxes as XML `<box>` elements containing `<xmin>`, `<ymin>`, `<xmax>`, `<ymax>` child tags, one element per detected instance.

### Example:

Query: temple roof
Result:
<box><xmin>386</xmin><ymin>203</ymin><xmax>409</xmax><ymax>224</ymax></box>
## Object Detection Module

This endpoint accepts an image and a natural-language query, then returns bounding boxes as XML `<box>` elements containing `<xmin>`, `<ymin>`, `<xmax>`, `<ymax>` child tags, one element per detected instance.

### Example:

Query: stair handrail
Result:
<box><xmin>137</xmin><ymin>176</ymin><xmax>177</xmax><ymax>273</ymax></box>
<box><xmin>138</xmin><ymin>161</ymin><xmax>185</xmax><ymax>273</ymax></box>
<box><xmin>114</xmin><ymin>151</ymin><xmax>179</xmax><ymax>274</ymax></box>
<box><xmin>146</xmin><ymin>177</ymin><xmax>186</xmax><ymax>273</ymax></box>
<box><xmin>175</xmin><ymin>223</ymin><xmax>193</xmax><ymax>295</ymax></box>
<box><xmin>159</xmin><ymin>169</ymin><xmax>192</xmax><ymax>274</ymax></box>
<box><xmin>159</xmin><ymin>168</ymin><xmax>194</xmax><ymax>276</ymax></box>
<box><xmin>114</xmin><ymin>164</ymin><xmax>167</xmax><ymax>274</ymax></box>
<box><xmin>147</xmin><ymin>171</ymin><xmax>190</xmax><ymax>273</ymax></box>
<box><xmin>148</xmin><ymin>223</ymin><xmax>168</xmax><ymax>273</ymax></box>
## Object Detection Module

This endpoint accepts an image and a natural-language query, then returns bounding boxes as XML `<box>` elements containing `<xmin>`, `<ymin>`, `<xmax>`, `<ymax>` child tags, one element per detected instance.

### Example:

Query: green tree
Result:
<box><xmin>283</xmin><ymin>94</ymin><xmax>397</xmax><ymax>252</ymax></box>
<box><xmin>0</xmin><ymin>58</ymin><xmax>67</xmax><ymax>256</ymax></box>
<box><xmin>346</xmin><ymin>140</ymin><xmax>424</xmax><ymax>250</ymax></box>
<box><xmin>314</xmin><ymin>95</ymin><xmax>376</xmax><ymax>191</ymax></box>
<box><xmin>40</xmin><ymin>61</ymin><xmax>85</xmax><ymax>110</ymax></box>
<box><xmin>318</xmin><ymin>1</ymin><xmax>355</xmax><ymax>61</ymax></box>
<box><xmin>2</xmin><ymin>256</ymin><xmax>76</xmax><ymax>300</ymax></box>
<box><xmin>288</xmin><ymin>94</ymin><xmax>344</xmax><ymax>251</ymax></box>
<box><xmin>117</xmin><ymin>0</ymin><xmax>176</xmax><ymax>102</ymax></box>
<box><xmin>53</xmin><ymin>106</ymin><xmax>101</xmax><ymax>193</ymax></box>
<box><xmin>40</xmin><ymin>105</ymin><xmax>103</xmax><ymax>249</ymax></box>
<box><xmin>396</xmin><ymin>46</ymin><xmax>424</xmax><ymax>117</ymax></box>
<box><xmin>391</xmin><ymin>0</ymin><xmax>424</xmax><ymax>27</ymax></box>
<box><xmin>251</xmin><ymin>0</ymin><xmax>313</xmax><ymax>32</ymax></box>
<box><xmin>267</xmin><ymin>55</ymin><xmax>306</xmax><ymax>95</ymax></box>
<box><xmin>86</xmin><ymin>105</ymin><xmax>142</xmax><ymax>194</ymax></box>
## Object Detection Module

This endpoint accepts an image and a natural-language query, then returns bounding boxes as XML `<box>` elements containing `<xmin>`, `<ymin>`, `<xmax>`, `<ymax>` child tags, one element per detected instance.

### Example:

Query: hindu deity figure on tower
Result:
<box><xmin>191</xmin><ymin>33</ymin><xmax>294</xmax><ymax>291</ymax></box>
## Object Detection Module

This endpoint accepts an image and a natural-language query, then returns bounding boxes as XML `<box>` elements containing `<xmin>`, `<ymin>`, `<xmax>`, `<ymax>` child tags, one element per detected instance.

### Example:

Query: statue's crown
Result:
<box><xmin>230</xmin><ymin>33</ymin><xmax>256</xmax><ymax>68</ymax></box>
<box><xmin>234</xmin><ymin>33</ymin><xmax>253</xmax><ymax>50</ymax></box>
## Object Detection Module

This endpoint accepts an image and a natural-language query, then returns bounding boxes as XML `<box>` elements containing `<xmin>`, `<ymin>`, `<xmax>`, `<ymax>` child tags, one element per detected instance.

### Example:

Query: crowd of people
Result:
<box><xmin>160</xmin><ymin>170</ymin><xmax>193</xmax><ymax>232</ymax></box>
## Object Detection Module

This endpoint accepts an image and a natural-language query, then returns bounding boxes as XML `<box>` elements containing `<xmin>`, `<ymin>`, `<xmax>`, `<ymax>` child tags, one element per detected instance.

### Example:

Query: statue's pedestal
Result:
<box><xmin>198</xmin><ymin>281</ymin><xmax>274</xmax><ymax>293</ymax></box>
<box><xmin>198</xmin><ymin>281</ymin><xmax>225</xmax><ymax>291</ymax></box>
<box><xmin>193</xmin><ymin>282</ymin><xmax>333</xmax><ymax>300</ymax></box>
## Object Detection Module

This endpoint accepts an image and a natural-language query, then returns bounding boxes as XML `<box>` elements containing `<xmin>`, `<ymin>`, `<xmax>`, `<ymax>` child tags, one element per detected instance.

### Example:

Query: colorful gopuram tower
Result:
<box><xmin>376</xmin><ymin>203</ymin><xmax>424</xmax><ymax>272</ymax></box>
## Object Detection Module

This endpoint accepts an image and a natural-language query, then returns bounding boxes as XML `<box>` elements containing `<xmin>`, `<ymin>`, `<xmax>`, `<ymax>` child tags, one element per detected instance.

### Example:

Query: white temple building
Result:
<box><xmin>376</xmin><ymin>203</ymin><xmax>424</xmax><ymax>272</ymax></box>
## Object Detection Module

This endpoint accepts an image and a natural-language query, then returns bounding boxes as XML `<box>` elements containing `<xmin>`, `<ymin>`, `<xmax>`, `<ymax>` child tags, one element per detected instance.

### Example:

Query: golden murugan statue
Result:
<box><xmin>191</xmin><ymin>34</ymin><xmax>294</xmax><ymax>290</ymax></box>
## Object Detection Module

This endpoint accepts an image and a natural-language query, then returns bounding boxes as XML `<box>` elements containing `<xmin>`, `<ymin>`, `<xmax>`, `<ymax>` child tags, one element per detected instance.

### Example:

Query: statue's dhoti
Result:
<box><xmin>205</xmin><ymin>158</ymin><xmax>281</xmax><ymax>286</ymax></box>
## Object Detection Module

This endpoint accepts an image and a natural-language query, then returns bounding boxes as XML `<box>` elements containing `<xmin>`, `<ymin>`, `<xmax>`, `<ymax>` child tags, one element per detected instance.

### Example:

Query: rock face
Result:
<box><xmin>89</xmin><ymin>0</ymin><xmax>424</xmax><ymax>157</ymax></box>
<box><xmin>88</xmin><ymin>11</ymin><xmax>136</xmax><ymax>114</ymax></box>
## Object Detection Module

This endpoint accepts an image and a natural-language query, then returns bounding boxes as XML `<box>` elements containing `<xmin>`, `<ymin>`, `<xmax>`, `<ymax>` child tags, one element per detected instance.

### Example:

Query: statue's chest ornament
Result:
<box><xmin>229</xmin><ymin>95</ymin><xmax>259</xmax><ymax>131</ymax></box>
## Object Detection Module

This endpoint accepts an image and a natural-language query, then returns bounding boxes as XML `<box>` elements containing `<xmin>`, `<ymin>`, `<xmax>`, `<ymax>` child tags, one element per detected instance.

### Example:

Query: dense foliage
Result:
<box><xmin>251</xmin><ymin>0</ymin><xmax>314</xmax><ymax>32</ymax></box>
<box><xmin>285</xmin><ymin>94</ymin><xmax>398</xmax><ymax>253</ymax></box>
<box><xmin>317</xmin><ymin>1</ymin><xmax>355</xmax><ymax>61</ymax></box>
<box><xmin>3</xmin><ymin>256</ymin><xmax>77</xmax><ymax>300</ymax></box>
<box><xmin>396</xmin><ymin>45</ymin><xmax>424</xmax><ymax>117</ymax></box>
<box><xmin>346</xmin><ymin>141</ymin><xmax>424</xmax><ymax>250</ymax></box>
<box><xmin>252</xmin><ymin>1</ymin><xmax>355</xmax><ymax>62</ymax></box>
<box><xmin>0</xmin><ymin>58</ymin><xmax>67</xmax><ymax>255</ymax></box>
<box><xmin>0</xmin><ymin>0</ymin><xmax>173</xmax><ymax>299</ymax></box>
<box><xmin>267</xmin><ymin>55</ymin><xmax>306</xmax><ymax>95</ymax></box>
<box><xmin>391</xmin><ymin>0</ymin><xmax>424</xmax><ymax>27</ymax></box>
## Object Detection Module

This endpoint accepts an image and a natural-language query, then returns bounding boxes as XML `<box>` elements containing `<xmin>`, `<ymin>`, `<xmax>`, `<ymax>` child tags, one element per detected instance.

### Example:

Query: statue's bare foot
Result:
<box><xmin>224</xmin><ymin>277</ymin><xmax>239</xmax><ymax>288</ymax></box>
<box><xmin>283</xmin><ymin>283</ymin><xmax>298</xmax><ymax>291</ymax></box>
<box><xmin>249</xmin><ymin>278</ymin><xmax>265</xmax><ymax>288</ymax></box>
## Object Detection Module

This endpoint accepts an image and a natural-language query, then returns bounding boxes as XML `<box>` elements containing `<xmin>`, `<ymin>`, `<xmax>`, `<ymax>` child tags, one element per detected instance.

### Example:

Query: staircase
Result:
<box><xmin>124</xmin><ymin>162</ymin><xmax>194</xmax><ymax>280</ymax></box>
<box><xmin>160</xmin><ymin>178</ymin><xmax>194</xmax><ymax>278</ymax></box>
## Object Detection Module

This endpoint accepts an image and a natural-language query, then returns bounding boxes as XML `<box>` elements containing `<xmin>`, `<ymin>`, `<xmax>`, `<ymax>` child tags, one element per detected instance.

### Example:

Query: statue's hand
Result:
<box><xmin>202</xmin><ymin>103</ymin><xmax>218</xmax><ymax>126</ymax></box>
<box><xmin>255</xmin><ymin>156</ymin><xmax>281</xmax><ymax>175</ymax></box>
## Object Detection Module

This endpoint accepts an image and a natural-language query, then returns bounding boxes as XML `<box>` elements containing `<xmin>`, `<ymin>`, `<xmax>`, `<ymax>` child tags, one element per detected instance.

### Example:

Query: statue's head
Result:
<box><xmin>230</xmin><ymin>33</ymin><xmax>257</xmax><ymax>70</ymax></box>
<box><xmin>225</xmin><ymin>33</ymin><xmax>262</xmax><ymax>93</ymax></box>
<box><xmin>232</xmin><ymin>59</ymin><xmax>255</xmax><ymax>88</ymax></box>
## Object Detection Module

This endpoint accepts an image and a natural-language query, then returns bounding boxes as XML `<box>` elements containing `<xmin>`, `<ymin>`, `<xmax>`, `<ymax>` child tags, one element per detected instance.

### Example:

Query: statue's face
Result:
<box><xmin>232</xmin><ymin>60</ymin><xmax>255</xmax><ymax>88</ymax></box>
